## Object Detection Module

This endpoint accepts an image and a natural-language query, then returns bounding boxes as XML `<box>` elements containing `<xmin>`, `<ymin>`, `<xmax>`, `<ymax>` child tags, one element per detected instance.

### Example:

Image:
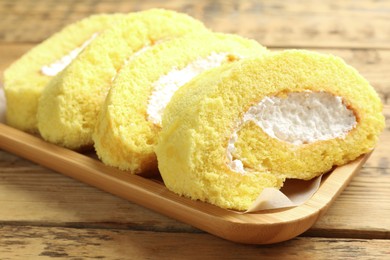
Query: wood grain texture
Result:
<box><xmin>1</xmin><ymin>0</ymin><xmax>390</xmax><ymax>48</ymax></box>
<box><xmin>1</xmin><ymin>225</ymin><xmax>390</xmax><ymax>260</ymax></box>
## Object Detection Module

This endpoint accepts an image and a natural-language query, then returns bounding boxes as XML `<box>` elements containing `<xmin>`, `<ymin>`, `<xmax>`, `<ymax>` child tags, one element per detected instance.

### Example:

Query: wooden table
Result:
<box><xmin>1</xmin><ymin>0</ymin><xmax>389</xmax><ymax>258</ymax></box>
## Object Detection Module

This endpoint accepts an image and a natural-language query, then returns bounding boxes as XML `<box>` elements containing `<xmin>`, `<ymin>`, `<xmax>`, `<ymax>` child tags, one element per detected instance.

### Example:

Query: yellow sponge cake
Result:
<box><xmin>93</xmin><ymin>32</ymin><xmax>268</xmax><ymax>174</ymax></box>
<box><xmin>4</xmin><ymin>14</ymin><xmax>124</xmax><ymax>133</ymax></box>
<box><xmin>37</xmin><ymin>9</ymin><xmax>207</xmax><ymax>149</ymax></box>
<box><xmin>156</xmin><ymin>50</ymin><xmax>385</xmax><ymax>210</ymax></box>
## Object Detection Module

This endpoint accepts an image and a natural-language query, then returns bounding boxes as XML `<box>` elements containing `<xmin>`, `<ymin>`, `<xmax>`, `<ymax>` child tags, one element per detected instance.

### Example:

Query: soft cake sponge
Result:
<box><xmin>93</xmin><ymin>32</ymin><xmax>267</xmax><ymax>174</ymax></box>
<box><xmin>37</xmin><ymin>9</ymin><xmax>207</xmax><ymax>149</ymax></box>
<box><xmin>4</xmin><ymin>14</ymin><xmax>124</xmax><ymax>133</ymax></box>
<box><xmin>156</xmin><ymin>50</ymin><xmax>385</xmax><ymax>210</ymax></box>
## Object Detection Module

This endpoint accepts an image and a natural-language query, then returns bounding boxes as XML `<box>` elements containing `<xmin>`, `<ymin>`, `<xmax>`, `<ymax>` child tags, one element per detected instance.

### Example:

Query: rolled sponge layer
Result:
<box><xmin>37</xmin><ymin>9</ymin><xmax>207</xmax><ymax>149</ymax></box>
<box><xmin>4</xmin><ymin>14</ymin><xmax>124</xmax><ymax>133</ymax></box>
<box><xmin>93</xmin><ymin>32</ymin><xmax>268</xmax><ymax>174</ymax></box>
<box><xmin>156</xmin><ymin>50</ymin><xmax>385</xmax><ymax>210</ymax></box>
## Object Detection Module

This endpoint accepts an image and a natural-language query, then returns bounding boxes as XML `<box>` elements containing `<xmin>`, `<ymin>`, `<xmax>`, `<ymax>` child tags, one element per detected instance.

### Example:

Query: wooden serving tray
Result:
<box><xmin>0</xmin><ymin>122</ymin><xmax>370</xmax><ymax>244</ymax></box>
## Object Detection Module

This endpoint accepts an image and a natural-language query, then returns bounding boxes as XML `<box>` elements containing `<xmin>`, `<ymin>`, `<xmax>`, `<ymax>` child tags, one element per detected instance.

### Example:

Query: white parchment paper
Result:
<box><xmin>245</xmin><ymin>175</ymin><xmax>321</xmax><ymax>212</ymax></box>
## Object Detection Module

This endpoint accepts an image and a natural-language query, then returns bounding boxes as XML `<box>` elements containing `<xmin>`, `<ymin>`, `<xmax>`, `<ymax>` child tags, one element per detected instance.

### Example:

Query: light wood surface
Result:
<box><xmin>1</xmin><ymin>0</ymin><xmax>390</xmax><ymax>258</ymax></box>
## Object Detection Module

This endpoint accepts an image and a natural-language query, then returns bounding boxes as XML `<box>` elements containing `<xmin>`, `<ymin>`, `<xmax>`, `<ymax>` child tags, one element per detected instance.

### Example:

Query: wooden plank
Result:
<box><xmin>0</xmin><ymin>225</ymin><xmax>389</xmax><ymax>259</ymax></box>
<box><xmin>311</xmin><ymin>167</ymin><xmax>390</xmax><ymax>239</ymax></box>
<box><xmin>0</xmin><ymin>0</ymin><xmax>389</xmax><ymax>48</ymax></box>
<box><xmin>365</xmin><ymin>105</ymin><xmax>390</xmax><ymax>168</ymax></box>
<box><xmin>0</xmin><ymin>149</ymin><xmax>194</xmax><ymax>232</ymax></box>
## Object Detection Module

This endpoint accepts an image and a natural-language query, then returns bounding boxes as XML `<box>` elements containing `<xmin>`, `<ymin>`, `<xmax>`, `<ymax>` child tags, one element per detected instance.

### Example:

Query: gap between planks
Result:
<box><xmin>0</xmin><ymin>225</ymin><xmax>389</xmax><ymax>259</ymax></box>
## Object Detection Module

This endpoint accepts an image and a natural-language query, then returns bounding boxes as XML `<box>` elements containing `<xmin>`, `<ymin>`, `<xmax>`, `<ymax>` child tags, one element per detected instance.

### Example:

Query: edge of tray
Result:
<box><xmin>0</xmin><ymin>123</ymin><xmax>369</xmax><ymax>244</ymax></box>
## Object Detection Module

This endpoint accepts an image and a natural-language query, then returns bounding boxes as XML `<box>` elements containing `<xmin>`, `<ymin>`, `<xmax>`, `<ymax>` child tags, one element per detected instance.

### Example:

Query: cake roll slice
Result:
<box><xmin>156</xmin><ymin>50</ymin><xmax>385</xmax><ymax>210</ymax></box>
<box><xmin>37</xmin><ymin>9</ymin><xmax>207</xmax><ymax>150</ymax></box>
<box><xmin>93</xmin><ymin>33</ymin><xmax>267</xmax><ymax>174</ymax></box>
<box><xmin>4</xmin><ymin>14</ymin><xmax>124</xmax><ymax>133</ymax></box>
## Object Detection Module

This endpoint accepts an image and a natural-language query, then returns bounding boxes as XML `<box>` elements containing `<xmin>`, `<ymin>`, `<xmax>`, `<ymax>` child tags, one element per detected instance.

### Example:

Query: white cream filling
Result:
<box><xmin>41</xmin><ymin>33</ymin><xmax>99</xmax><ymax>76</ymax></box>
<box><xmin>227</xmin><ymin>91</ymin><xmax>357</xmax><ymax>173</ymax></box>
<box><xmin>147</xmin><ymin>52</ymin><xmax>230</xmax><ymax>126</ymax></box>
